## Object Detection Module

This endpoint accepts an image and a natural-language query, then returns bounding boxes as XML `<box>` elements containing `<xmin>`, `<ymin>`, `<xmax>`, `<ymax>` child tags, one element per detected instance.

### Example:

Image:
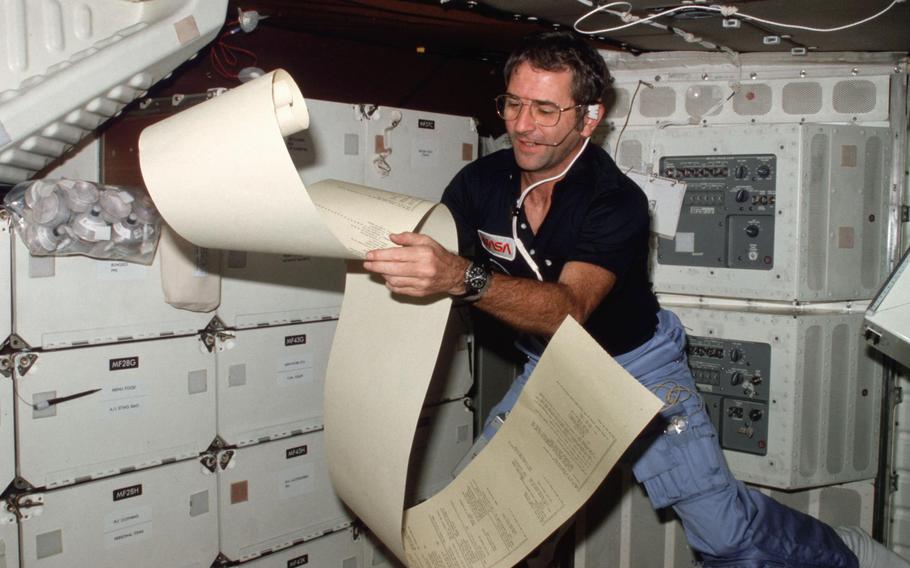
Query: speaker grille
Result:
<box><xmin>833</xmin><ymin>80</ymin><xmax>876</xmax><ymax>114</ymax></box>
<box><xmin>639</xmin><ymin>86</ymin><xmax>676</xmax><ymax>118</ymax></box>
<box><xmin>782</xmin><ymin>82</ymin><xmax>823</xmax><ymax>115</ymax></box>
<box><xmin>618</xmin><ymin>139</ymin><xmax>643</xmax><ymax>171</ymax></box>
<box><xmin>733</xmin><ymin>84</ymin><xmax>772</xmax><ymax>116</ymax></box>
<box><xmin>607</xmin><ymin>87</ymin><xmax>632</xmax><ymax>118</ymax></box>
<box><xmin>685</xmin><ymin>85</ymin><xmax>723</xmax><ymax>117</ymax></box>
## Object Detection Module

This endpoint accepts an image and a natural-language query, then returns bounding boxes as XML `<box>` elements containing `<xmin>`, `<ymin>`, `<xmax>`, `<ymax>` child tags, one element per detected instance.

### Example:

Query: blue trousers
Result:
<box><xmin>483</xmin><ymin>310</ymin><xmax>858</xmax><ymax>568</ymax></box>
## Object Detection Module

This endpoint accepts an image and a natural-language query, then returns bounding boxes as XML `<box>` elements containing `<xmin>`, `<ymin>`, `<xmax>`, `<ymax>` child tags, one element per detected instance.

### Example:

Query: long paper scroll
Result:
<box><xmin>138</xmin><ymin>69</ymin><xmax>662</xmax><ymax>566</ymax></box>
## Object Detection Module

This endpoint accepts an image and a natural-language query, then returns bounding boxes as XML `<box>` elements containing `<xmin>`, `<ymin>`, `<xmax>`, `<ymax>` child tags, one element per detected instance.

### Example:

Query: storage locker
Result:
<box><xmin>363</xmin><ymin>106</ymin><xmax>477</xmax><ymax>201</ymax></box>
<box><xmin>217</xmin><ymin>431</ymin><xmax>353</xmax><ymax>562</ymax></box>
<box><xmin>217</xmin><ymin>252</ymin><xmax>344</xmax><ymax>330</ymax></box>
<box><xmin>18</xmin><ymin>459</ymin><xmax>218</xmax><ymax>568</ymax></box>
<box><xmin>11</xmin><ymin>232</ymin><xmax>212</xmax><ymax>349</ymax></box>
<box><xmin>216</xmin><ymin>320</ymin><xmax>336</xmax><ymax>447</ymax></box>
<box><xmin>666</xmin><ymin>302</ymin><xmax>882</xmax><ymax>489</ymax></box>
<box><xmin>242</xmin><ymin>527</ymin><xmax>362</xmax><ymax>568</ymax></box>
<box><xmin>14</xmin><ymin>335</ymin><xmax>215</xmax><ymax>489</ymax></box>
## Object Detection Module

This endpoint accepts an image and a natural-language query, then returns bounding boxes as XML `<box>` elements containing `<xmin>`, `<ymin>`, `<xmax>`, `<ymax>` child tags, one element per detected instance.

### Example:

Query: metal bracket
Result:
<box><xmin>0</xmin><ymin>356</ymin><xmax>13</xmax><ymax>378</ymax></box>
<box><xmin>890</xmin><ymin>470</ymin><xmax>900</xmax><ymax>493</ymax></box>
<box><xmin>199</xmin><ymin>452</ymin><xmax>218</xmax><ymax>473</ymax></box>
<box><xmin>6</xmin><ymin>334</ymin><xmax>31</xmax><ymax>352</ymax></box>
<box><xmin>356</xmin><ymin>103</ymin><xmax>380</xmax><ymax>121</ymax></box>
<box><xmin>219</xmin><ymin>449</ymin><xmax>235</xmax><ymax>470</ymax></box>
<box><xmin>15</xmin><ymin>353</ymin><xmax>37</xmax><ymax>377</ymax></box>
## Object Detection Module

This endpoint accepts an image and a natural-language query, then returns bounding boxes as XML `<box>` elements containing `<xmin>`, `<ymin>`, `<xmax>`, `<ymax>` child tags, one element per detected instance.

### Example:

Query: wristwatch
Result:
<box><xmin>455</xmin><ymin>261</ymin><xmax>492</xmax><ymax>303</ymax></box>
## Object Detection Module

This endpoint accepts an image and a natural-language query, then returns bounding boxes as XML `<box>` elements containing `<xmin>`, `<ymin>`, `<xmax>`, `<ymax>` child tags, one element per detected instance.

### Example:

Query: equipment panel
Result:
<box><xmin>667</xmin><ymin>301</ymin><xmax>882</xmax><ymax>489</ymax></box>
<box><xmin>658</xmin><ymin>155</ymin><xmax>776</xmax><ymax>270</ymax></box>
<box><xmin>687</xmin><ymin>335</ymin><xmax>771</xmax><ymax>455</ymax></box>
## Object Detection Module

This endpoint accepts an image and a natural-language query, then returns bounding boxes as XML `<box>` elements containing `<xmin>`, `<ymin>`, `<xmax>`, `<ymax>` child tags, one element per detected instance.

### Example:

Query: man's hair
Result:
<box><xmin>503</xmin><ymin>31</ymin><xmax>609</xmax><ymax>106</ymax></box>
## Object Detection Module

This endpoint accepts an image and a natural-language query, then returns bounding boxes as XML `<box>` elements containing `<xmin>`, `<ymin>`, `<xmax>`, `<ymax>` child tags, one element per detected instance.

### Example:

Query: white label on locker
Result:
<box><xmin>279</xmin><ymin>463</ymin><xmax>315</xmax><ymax>498</ymax></box>
<box><xmin>101</xmin><ymin>382</ymin><xmax>149</xmax><ymax>416</ymax></box>
<box><xmin>276</xmin><ymin>354</ymin><xmax>314</xmax><ymax>387</ymax></box>
<box><xmin>96</xmin><ymin>260</ymin><xmax>149</xmax><ymax>280</ymax></box>
<box><xmin>104</xmin><ymin>506</ymin><xmax>152</xmax><ymax>548</ymax></box>
<box><xmin>412</xmin><ymin>136</ymin><xmax>439</xmax><ymax>168</ymax></box>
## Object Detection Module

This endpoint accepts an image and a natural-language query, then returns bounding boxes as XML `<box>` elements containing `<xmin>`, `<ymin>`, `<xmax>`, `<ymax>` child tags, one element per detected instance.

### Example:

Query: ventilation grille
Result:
<box><xmin>826</xmin><ymin>323</ymin><xmax>850</xmax><ymax>475</ymax></box>
<box><xmin>861</xmin><ymin>136</ymin><xmax>884</xmax><ymax>290</ymax></box>
<box><xmin>639</xmin><ymin>86</ymin><xmax>675</xmax><ymax>118</ymax></box>
<box><xmin>833</xmin><ymin>80</ymin><xmax>876</xmax><ymax>114</ymax></box>
<box><xmin>800</xmin><ymin>325</ymin><xmax>823</xmax><ymax>478</ymax></box>
<box><xmin>685</xmin><ymin>85</ymin><xmax>723</xmax><ymax>118</ymax></box>
<box><xmin>807</xmin><ymin>133</ymin><xmax>829</xmax><ymax>292</ymax></box>
<box><xmin>782</xmin><ymin>82</ymin><xmax>823</xmax><ymax>115</ymax></box>
<box><xmin>733</xmin><ymin>84</ymin><xmax>772</xmax><ymax>116</ymax></box>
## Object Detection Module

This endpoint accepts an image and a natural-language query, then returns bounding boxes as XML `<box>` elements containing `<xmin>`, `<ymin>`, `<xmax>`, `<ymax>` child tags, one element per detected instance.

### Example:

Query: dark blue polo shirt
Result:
<box><xmin>441</xmin><ymin>143</ymin><xmax>659</xmax><ymax>356</ymax></box>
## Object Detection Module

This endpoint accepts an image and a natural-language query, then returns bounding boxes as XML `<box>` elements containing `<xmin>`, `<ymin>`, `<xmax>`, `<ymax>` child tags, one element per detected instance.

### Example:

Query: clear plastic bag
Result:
<box><xmin>4</xmin><ymin>178</ymin><xmax>162</xmax><ymax>265</ymax></box>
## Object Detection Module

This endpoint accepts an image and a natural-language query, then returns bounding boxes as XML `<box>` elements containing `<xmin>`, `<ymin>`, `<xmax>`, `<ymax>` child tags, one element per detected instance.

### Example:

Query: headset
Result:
<box><xmin>587</xmin><ymin>104</ymin><xmax>599</xmax><ymax>120</ymax></box>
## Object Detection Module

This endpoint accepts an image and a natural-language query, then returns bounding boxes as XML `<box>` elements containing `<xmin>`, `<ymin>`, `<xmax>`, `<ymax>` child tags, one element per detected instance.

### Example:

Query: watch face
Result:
<box><xmin>466</xmin><ymin>265</ymin><xmax>489</xmax><ymax>291</ymax></box>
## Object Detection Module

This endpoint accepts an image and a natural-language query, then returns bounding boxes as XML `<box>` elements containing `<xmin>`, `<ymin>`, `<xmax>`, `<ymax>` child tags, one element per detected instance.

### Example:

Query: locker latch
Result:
<box><xmin>15</xmin><ymin>353</ymin><xmax>37</xmax><ymax>376</ymax></box>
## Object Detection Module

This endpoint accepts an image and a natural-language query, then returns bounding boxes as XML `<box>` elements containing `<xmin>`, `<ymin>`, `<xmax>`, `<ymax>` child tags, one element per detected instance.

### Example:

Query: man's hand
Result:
<box><xmin>363</xmin><ymin>232</ymin><xmax>470</xmax><ymax>297</ymax></box>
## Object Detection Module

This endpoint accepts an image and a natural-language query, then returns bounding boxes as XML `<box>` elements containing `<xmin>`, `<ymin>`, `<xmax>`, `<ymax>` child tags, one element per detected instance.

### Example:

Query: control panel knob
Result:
<box><xmin>730</xmin><ymin>371</ymin><xmax>744</xmax><ymax>385</ymax></box>
<box><xmin>730</xmin><ymin>348</ymin><xmax>743</xmax><ymax>362</ymax></box>
<box><xmin>735</xmin><ymin>189</ymin><xmax>750</xmax><ymax>203</ymax></box>
<box><xmin>756</xmin><ymin>164</ymin><xmax>771</xmax><ymax>178</ymax></box>
<box><xmin>749</xmin><ymin>409</ymin><xmax>764</xmax><ymax>421</ymax></box>
<box><xmin>745</xmin><ymin>224</ymin><xmax>760</xmax><ymax>238</ymax></box>
<box><xmin>734</xmin><ymin>165</ymin><xmax>749</xmax><ymax>179</ymax></box>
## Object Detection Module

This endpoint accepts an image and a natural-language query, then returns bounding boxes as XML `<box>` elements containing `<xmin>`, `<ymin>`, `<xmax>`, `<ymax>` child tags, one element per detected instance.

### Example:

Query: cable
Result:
<box><xmin>209</xmin><ymin>18</ymin><xmax>260</xmax><ymax>81</ymax></box>
<box><xmin>512</xmin><ymin>137</ymin><xmax>591</xmax><ymax>281</ymax></box>
<box><xmin>574</xmin><ymin>2</ymin><xmax>737</xmax><ymax>55</ymax></box>
<box><xmin>613</xmin><ymin>80</ymin><xmax>652</xmax><ymax>158</ymax></box>
<box><xmin>575</xmin><ymin>0</ymin><xmax>906</xmax><ymax>35</ymax></box>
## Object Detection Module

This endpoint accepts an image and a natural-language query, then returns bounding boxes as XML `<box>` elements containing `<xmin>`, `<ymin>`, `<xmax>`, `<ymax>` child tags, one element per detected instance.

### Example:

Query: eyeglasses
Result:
<box><xmin>495</xmin><ymin>94</ymin><xmax>582</xmax><ymax>127</ymax></box>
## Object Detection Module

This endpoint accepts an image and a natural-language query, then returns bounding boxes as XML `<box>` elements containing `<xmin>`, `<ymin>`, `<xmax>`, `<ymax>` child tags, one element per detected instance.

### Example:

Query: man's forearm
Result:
<box><xmin>471</xmin><ymin>273</ymin><xmax>581</xmax><ymax>336</ymax></box>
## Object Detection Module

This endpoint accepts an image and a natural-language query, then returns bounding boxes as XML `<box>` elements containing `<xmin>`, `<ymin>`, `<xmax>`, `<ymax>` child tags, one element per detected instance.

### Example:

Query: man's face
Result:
<box><xmin>505</xmin><ymin>62</ymin><xmax>589</xmax><ymax>180</ymax></box>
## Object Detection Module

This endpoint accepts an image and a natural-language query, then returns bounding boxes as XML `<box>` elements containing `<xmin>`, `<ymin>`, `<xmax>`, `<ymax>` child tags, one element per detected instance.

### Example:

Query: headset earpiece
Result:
<box><xmin>586</xmin><ymin>105</ymin><xmax>599</xmax><ymax>120</ymax></box>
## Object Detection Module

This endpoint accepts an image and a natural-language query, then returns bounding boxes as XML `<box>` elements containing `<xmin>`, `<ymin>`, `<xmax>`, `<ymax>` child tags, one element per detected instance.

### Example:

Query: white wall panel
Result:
<box><xmin>243</xmin><ymin>528</ymin><xmax>362</xmax><ymax>568</ymax></box>
<box><xmin>0</xmin><ymin>371</ymin><xmax>12</xmax><ymax>493</ymax></box>
<box><xmin>15</xmin><ymin>336</ymin><xmax>215</xmax><ymax>489</ymax></box>
<box><xmin>293</xmin><ymin>99</ymin><xmax>366</xmax><ymax>187</ymax></box>
<box><xmin>216</xmin><ymin>320</ymin><xmax>335</xmax><ymax>446</ymax></box>
<box><xmin>217</xmin><ymin>431</ymin><xmax>352</xmax><ymax>562</ymax></box>
<box><xmin>18</xmin><ymin>459</ymin><xmax>218</xmax><ymax>568</ymax></box>
<box><xmin>891</xmin><ymin>370</ymin><xmax>910</xmax><ymax>559</ymax></box>
<box><xmin>0</xmin><ymin>513</ymin><xmax>17</xmax><ymax>568</ymax></box>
